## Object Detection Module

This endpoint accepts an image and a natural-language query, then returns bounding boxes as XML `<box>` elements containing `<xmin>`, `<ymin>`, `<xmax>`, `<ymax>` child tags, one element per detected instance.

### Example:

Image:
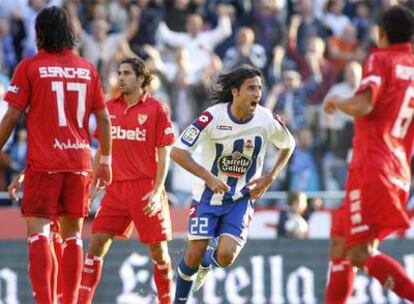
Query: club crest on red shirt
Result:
<box><xmin>138</xmin><ymin>114</ymin><xmax>148</xmax><ymax>125</ymax></box>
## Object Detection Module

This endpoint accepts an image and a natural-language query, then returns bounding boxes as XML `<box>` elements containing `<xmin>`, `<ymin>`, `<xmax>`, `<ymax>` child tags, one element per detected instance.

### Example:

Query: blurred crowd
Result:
<box><xmin>1</xmin><ymin>0</ymin><xmax>414</xmax><ymax>207</ymax></box>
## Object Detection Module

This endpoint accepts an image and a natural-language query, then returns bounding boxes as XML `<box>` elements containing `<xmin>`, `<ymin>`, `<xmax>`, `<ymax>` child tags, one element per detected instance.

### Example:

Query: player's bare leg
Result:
<box><xmin>326</xmin><ymin>236</ymin><xmax>355</xmax><ymax>304</ymax></box>
<box><xmin>174</xmin><ymin>239</ymin><xmax>209</xmax><ymax>303</ymax></box>
<box><xmin>26</xmin><ymin>217</ymin><xmax>53</xmax><ymax>304</ymax></box>
<box><xmin>193</xmin><ymin>235</ymin><xmax>242</xmax><ymax>293</ymax></box>
<box><xmin>347</xmin><ymin>239</ymin><xmax>414</xmax><ymax>301</ymax></box>
<box><xmin>148</xmin><ymin>241</ymin><xmax>173</xmax><ymax>304</ymax></box>
<box><xmin>59</xmin><ymin>217</ymin><xmax>84</xmax><ymax>304</ymax></box>
<box><xmin>78</xmin><ymin>233</ymin><xmax>114</xmax><ymax>304</ymax></box>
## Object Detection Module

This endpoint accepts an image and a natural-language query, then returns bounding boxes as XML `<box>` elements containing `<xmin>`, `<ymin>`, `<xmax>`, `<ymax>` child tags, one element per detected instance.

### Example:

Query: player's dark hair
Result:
<box><xmin>120</xmin><ymin>57</ymin><xmax>153</xmax><ymax>90</ymax></box>
<box><xmin>379</xmin><ymin>5</ymin><xmax>414</xmax><ymax>44</ymax></box>
<box><xmin>210</xmin><ymin>64</ymin><xmax>263</xmax><ymax>104</ymax></box>
<box><xmin>35</xmin><ymin>6</ymin><xmax>76</xmax><ymax>52</ymax></box>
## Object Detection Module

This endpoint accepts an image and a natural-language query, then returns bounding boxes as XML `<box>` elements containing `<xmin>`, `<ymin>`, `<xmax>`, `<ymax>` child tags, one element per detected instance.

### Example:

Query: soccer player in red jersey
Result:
<box><xmin>324</xmin><ymin>5</ymin><xmax>414</xmax><ymax>302</ymax></box>
<box><xmin>77</xmin><ymin>57</ymin><xmax>175</xmax><ymax>304</ymax></box>
<box><xmin>0</xmin><ymin>6</ymin><xmax>112</xmax><ymax>304</ymax></box>
<box><xmin>8</xmin><ymin>170</ymin><xmax>64</xmax><ymax>303</ymax></box>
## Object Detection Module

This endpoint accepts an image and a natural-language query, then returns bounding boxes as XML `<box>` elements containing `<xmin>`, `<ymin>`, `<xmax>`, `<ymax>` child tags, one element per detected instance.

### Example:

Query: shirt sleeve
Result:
<box><xmin>356</xmin><ymin>52</ymin><xmax>384</xmax><ymax>106</ymax></box>
<box><xmin>155</xmin><ymin>103</ymin><xmax>175</xmax><ymax>147</ymax></box>
<box><xmin>3</xmin><ymin>60</ymin><xmax>31</xmax><ymax>112</ymax></box>
<box><xmin>174</xmin><ymin>110</ymin><xmax>213</xmax><ymax>153</ymax></box>
<box><xmin>269</xmin><ymin>112</ymin><xmax>296</xmax><ymax>149</ymax></box>
<box><xmin>91</xmin><ymin>67</ymin><xmax>106</xmax><ymax>112</ymax></box>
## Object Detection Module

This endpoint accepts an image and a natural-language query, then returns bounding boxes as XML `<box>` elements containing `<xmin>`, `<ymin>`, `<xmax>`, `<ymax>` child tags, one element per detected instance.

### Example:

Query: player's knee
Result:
<box><xmin>88</xmin><ymin>233</ymin><xmax>113</xmax><ymax>257</ymax></box>
<box><xmin>347</xmin><ymin>246</ymin><xmax>370</xmax><ymax>268</ymax></box>
<box><xmin>330</xmin><ymin>237</ymin><xmax>346</xmax><ymax>259</ymax></box>
<box><xmin>150</xmin><ymin>247</ymin><xmax>170</xmax><ymax>265</ymax></box>
<box><xmin>184</xmin><ymin>249</ymin><xmax>205</xmax><ymax>268</ymax></box>
<box><xmin>215</xmin><ymin>250</ymin><xmax>236</xmax><ymax>268</ymax></box>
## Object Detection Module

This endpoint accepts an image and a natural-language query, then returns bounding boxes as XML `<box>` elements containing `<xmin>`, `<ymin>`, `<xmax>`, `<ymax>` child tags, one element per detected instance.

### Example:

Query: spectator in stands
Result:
<box><xmin>289</xmin><ymin>0</ymin><xmax>327</xmax><ymax>54</ymax></box>
<box><xmin>68</xmin><ymin>1</ymin><xmax>139</xmax><ymax>92</ymax></box>
<box><xmin>352</xmin><ymin>1</ymin><xmax>372</xmax><ymax>42</ymax></box>
<box><xmin>248</xmin><ymin>0</ymin><xmax>287</xmax><ymax>57</ymax></box>
<box><xmin>265</xmin><ymin>71</ymin><xmax>309</xmax><ymax>132</ymax></box>
<box><xmin>288</xmin><ymin>27</ymin><xmax>337</xmax><ymax>128</ymax></box>
<box><xmin>0</xmin><ymin>17</ymin><xmax>17</xmax><ymax>76</ymax></box>
<box><xmin>128</xmin><ymin>0</ymin><xmax>164</xmax><ymax>57</ymax></box>
<box><xmin>321</xmin><ymin>61</ymin><xmax>362</xmax><ymax>190</ymax></box>
<box><xmin>288</xmin><ymin>128</ymin><xmax>322</xmax><ymax>191</ymax></box>
<box><xmin>324</xmin><ymin>0</ymin><xmax>351</xmax><ymax>37</ymax></box>
<box><xmin>328</xmin><ymin>23</ymin><xmax>365</xmax><ymax>73</ymax></box>
<box><xmin>265</xmin><ymin>51</ymin><xmax>321</xmax><ymax>132</ymax></box>
<box><xmin>277</xmin><ymin>191</ymin><xmax>309</xmax><ymax>239</ymax></box>
<box><xmin>108</xmin><ymin>0</ymin><xmax>130</xmax><ymax>33</ymax></box>
<box><xmin>223</xmin><ymin>26</ymin><xmax>267</xmax><ymax>70</ymax></box>
<box><xmin>156</xmin><ymin>5</ymin><xmax>232</xmax><ymax>85</ymax></box>
<box><xmin>164</xmin><ymin>0</ymin><xmax>196</xmax><ymax>32</ymax></box>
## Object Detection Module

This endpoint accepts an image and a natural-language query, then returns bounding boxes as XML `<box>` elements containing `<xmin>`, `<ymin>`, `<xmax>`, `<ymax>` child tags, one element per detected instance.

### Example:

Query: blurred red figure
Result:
<box><xmin>324</xmin><ymin>5</ymin><xmax>414</xmax><ymax>303</ymax></box>
<box><xmin>0</xmin><ymin>6</ymin><xmax>112</xmax><ymax>304</ymax></box>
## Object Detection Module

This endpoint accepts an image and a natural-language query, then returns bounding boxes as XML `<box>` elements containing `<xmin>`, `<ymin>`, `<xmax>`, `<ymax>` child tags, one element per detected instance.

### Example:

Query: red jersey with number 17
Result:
<box><xmin>4</xmin><ymin>49</ymin><xmax>106</xmax><ymax>172</ymax></box>
<box><xmin>351</xmin><ymin>43</ymin><xmax>414</xmax><ymax>188</ymax></box>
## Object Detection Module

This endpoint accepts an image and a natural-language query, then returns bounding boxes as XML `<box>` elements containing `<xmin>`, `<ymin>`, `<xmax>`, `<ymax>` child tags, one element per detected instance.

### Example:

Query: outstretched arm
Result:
<box><xmin>324</xmin><ymin>88</ymin><xmax>373</xmax><ymax>117</ymax></box>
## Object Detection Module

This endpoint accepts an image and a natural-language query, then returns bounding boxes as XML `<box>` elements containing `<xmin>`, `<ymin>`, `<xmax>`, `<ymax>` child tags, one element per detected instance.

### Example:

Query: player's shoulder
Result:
<box><xmin>143</xmin><ymin>94</ymin><xmax>171</xmax><ymax>114</ymax></box>
<box><xmin>71</xmin><ymin>53</ymin><xmax>98</xmax><ymax>70</ymax></box>
<box><xmin>255</xmin><ymin>105</ymin><xmax>275</xmax><ymax>121</ymax></box>
<box><xmin>203</xmin><ymin>103</ymin><xmax>227</xmax><ymax>118</ymax></box>
<box><xmin>15</xmin><ymin>55</ymin><xmax>38</xmax><ymax>71</ymax></box>
<box><xmin>365</xmin><ymin>48</ymin><xmax>395</xmax><ymax>71</ymax></box>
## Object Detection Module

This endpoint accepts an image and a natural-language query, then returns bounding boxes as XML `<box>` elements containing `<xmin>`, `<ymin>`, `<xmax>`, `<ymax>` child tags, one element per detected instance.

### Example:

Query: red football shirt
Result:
<box><xmin>4</xmin><ymin>49</ymin><xmax>106</xmax><ymax>172</ymax></box>
<box><xmin>98</xmin><ymin>94</ymin><xmax>175</xmax><ymax>181</ymax></box>
<box><xmin>352</xmin><ymin>43</ymin><xmax>414</xmax><ymax>187</ymax></box>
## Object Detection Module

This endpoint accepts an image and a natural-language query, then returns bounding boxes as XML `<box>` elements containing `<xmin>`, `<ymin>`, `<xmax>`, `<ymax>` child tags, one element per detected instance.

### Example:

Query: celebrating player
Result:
<box><xmin>77</xmin><ymin>57</ymin><xmax>175</xmax><ymax>304</ymax></box>
<box><xmin>0</xmin><ymin>6</ymin><xmax>112</xmax><ymax>304</ymax></box>
<box><xmin>324</xmin><ymin>5</ymin><xmax>414</xmax><ymax>302</ymax></box>
<box><xmin>171</xmin><ymin>64</ymin><xmax>295</xmax><ymax>303</ymax></box>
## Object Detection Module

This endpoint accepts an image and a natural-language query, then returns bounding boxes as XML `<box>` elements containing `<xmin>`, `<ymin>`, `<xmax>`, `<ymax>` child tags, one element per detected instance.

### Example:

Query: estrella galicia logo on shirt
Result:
<box><xmin>218</xmin><ymin>152</ymin><xmax>252</xmax><ymax>178</ymax></box>
<box><xmin>181</xmin><ymin>125</ymin><xmax>200</xmax><ymax>146</ymax></box>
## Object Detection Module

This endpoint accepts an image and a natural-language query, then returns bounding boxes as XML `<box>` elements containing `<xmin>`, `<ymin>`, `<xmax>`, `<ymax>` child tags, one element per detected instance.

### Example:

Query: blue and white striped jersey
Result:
<box><xmin>175</xmin><ymin>102</ymin><xmax>295</xmax><ymax>206</ymax></box>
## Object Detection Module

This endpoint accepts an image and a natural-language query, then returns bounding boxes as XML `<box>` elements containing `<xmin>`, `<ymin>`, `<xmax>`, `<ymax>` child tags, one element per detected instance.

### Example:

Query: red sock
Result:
<box><xmin>325</xmin><ymin>258</ymin><xmax>355</xmax><ymax>304</ymax></box>
<box><xmin>61</xmin><ymin>237</ymin><xmax>83</xmax><ymax>304</ymax></box>
<box><xmin>77</xmin><ymin>254</ymin><xmax>103</xmax><ymax>304</ymax></box>
<box><xmin>363</xmin><ymin>253</ymin><xmax>414</xmax><ymax>301</ymax></box>
<box><xmin>28</xmin><ymin>233</ymin><xmax>53</xmax><ymax>304</ymax></box>
<box><xmin>153</xmin><ymin>260</ymin><xmax>173</xmax><ymax>304</ymax></box>
<box><xmin>50</xmin><ymin>242</ymin><xmax>58</xmax><ymax>304</ymax></box>
<box><xmin>52</xmin><ymin>234</ymin><xmax>63</xmax><ymax>301</ymax></box>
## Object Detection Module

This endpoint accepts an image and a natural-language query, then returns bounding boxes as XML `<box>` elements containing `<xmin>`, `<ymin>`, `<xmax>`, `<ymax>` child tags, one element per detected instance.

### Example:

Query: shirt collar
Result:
<box><xmin>38</xmin><ymin>48</ymin><xmax>74</xmax><ymax>56</ymax></box>
<box><xmin>117</xmin><ymin>92</ymin><xmax>149</xmax><ymax>108</ymax></box>
<box><xmin>373</xmin><ymin>42</ymin><xmax>413</xmax><ymax>53</ymax></box>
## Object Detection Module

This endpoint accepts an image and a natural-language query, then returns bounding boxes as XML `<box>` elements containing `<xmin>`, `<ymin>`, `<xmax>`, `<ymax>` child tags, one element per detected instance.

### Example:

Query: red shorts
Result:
<box><xmin>92</xmin><ymin>179</ymin><xmax>172</xmax><ymax>244</ymax></box>
<box><xmin>341</xmin><ymin>167</ymin><xmax>410</xmax><ymax>247</ymax></box>
<box><xmin>21</xmin><ymin>167</ymin><xmax>93</xmax><ymax>218</ymax></box>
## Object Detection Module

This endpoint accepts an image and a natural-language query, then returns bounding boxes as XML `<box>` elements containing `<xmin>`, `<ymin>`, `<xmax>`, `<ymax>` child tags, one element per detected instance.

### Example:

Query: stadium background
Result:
<box><xmin>1</xmin><ymin>0</ymin><xmax>414</xmax><ymax>303</ymax></box>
